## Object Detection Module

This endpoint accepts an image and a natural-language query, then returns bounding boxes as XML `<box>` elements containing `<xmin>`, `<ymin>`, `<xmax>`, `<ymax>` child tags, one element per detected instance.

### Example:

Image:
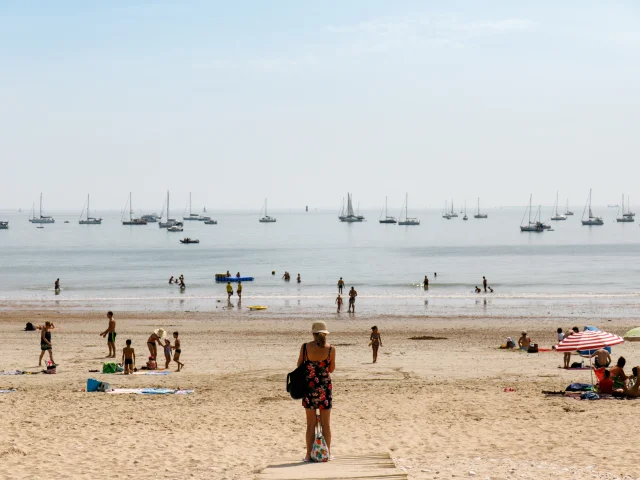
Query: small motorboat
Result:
<box><xmin>204</xmin><ymin>219</ymin><xmax>218</xmax><ymax>225</ymax></box>
<box><xmin>167</xmin><ymin>225</ymin><xmax>183</xmax><ymax>232</ymax></box>
<box><xmin>180</xmin><ymin>238</ymin><xmax>200</xmax><ymax>244</ymax></box>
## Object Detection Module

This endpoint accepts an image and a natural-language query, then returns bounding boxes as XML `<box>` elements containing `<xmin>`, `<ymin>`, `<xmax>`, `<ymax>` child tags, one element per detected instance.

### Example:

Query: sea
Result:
<box><xmin>1</xmin><ymin>206</ymin><xmax>640</xmax><ymax>319</ymax></box>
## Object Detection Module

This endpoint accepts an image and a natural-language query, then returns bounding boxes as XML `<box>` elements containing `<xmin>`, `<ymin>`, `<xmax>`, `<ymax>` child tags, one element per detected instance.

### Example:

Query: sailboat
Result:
<box><xmin>198</xmin><ymin>207</ymin><xmax>213</xmax><ymax>222</ymax></box>
<box><xmin>564</xmin><ymin>199</ymin><xmax>574</xmax><ymax>216</ymax></box>
<box><xmin>339</xmin><ymin>194</ymin><xmax>363</xmax><ymax>222</ymax></box>
<box><xmin>259</xmin><ymin>199</ymin><xmax>276</xmax><ymax>223</ymax></box>
<box><xmin>520</xmin><ymin>194</ymin><xmax>544</xmax><ymax>232</ymax></box>
<box><xmin>463</xmin><ymin>199</ymin><xmax>468</xmax><ymax>221</ymax></box>
<box><xmin>159</xmin><ymin>191</ymin><xmax>183</xmax><ymax>228</ymax></box>
<box><xmin>442</xmin><ymin>201</ymin><xmax>451</xmax><ymax>219</ymax></box>
<box><xmin>449</xmin><ymin>199</ymin><xmax>458</xmax><ymax>218</ymax></box>
<box><xmin>121</xmin><ymin>192</ymin><xmax>147</xmax><ymax>225</ymax></box>
<box><xmin>398</xmin><ymin>193</ymin><xmax>420</xmax><ymax>225</ymax></box>
<box><xmin>550</xmin><ymin>191</ymin><xmax>567</xmax><ymax>221</ymax></box>
<box><xmin>183</xmin><ymin>192</ymin><xmax>200</xmax><ymax>221</ymax></box>
<box><xmin>581</xmin><ymin>189</ymin><xmax>604</xmax><ymax>225</ymax></box>
<box><xmin>623</xmin><ymin>194</ymin><xmax>635</xmax><ymax>218</ymax></box>
<box><xmin>379</xmin><ymin>197</ymin><xmax>397</xmax><ymax>224</ymax></box>
<box><xmin>617</xmin><ymin>194</ymin><xmax>634</xmax><ymax>222</ymax></box>
<box><xmin>473</xmin><ymin>198</ymin><xmax>487</xmax><ymax>219</ymax></box>
<box><xmin>79</xmin><ymin>194</ymin><xmax>102</xmax><ymax>224</ymax></box>
<box><xmin>29</xmin><ymin>193</ymin><xmax>55</xmax><ymax>224</ymax></box>
<box><xmin>0</xmin><ymin>221</ymin><xmax>7</xmax><ymax>229</ymax></box>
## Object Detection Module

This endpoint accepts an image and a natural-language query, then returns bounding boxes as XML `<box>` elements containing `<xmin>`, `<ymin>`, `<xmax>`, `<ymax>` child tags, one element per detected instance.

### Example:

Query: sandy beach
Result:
<box><xmin>1</xmin><ymin>309</ymin><xmax>639</xmax><ymax>480</ymax></box>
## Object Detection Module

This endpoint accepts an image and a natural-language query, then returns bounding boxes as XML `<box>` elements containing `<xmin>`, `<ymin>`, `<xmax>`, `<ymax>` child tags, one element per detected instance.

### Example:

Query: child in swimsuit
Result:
<box><xmin>122</xmin><ymin>339</ymin><xmax>135</xmax><ymax>375</ymax></box>
<box><xmin>163</xmin><ymin>339</ymin><xmax>172</xmax><ymax>370</ymax></box>
<box><xmin>370</xmin><ymin>326</ymin><xmax>382</xmax><ymax>363</ymax></box>
<box><xmin>172</xmin><ymin>331</ymin><xmax>184</xmax><ymax>372</ymax></box>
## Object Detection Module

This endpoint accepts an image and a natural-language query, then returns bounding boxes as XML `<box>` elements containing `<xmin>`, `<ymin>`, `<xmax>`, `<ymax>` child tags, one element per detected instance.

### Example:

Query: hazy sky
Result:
<box><xmin>2</xmin><ymin>1</ymin><xmax>639</xmax><ymax>211</ymax></box>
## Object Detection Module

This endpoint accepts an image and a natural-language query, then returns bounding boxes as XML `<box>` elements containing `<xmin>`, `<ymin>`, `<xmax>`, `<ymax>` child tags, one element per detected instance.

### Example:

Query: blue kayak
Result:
<box><xmin>216</xmin><ymin>277</ymin><xmax>254</xmax><ymax>282</ymax></box>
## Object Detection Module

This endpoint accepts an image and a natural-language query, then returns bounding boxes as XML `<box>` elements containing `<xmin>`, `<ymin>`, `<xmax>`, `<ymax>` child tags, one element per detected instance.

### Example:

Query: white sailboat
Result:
<box><xmin>259</xmin><ymin>199</ymin><xmax>276</xmax><ymax>223</ymax></box>
<box><xmin>79</xmin><ymin>194</ymin><xmax>102</xmax><ymax>224</ymax></box>
<box><xmin>564</xmin><ymin>198</ymin><xmax>574</xmax><ymax>216</ymax></box>
<box><xmin>463</xmin><ymin>199</ymin><xmax>468</xmax><ymax>221</ymax></box>
<box><xmin>617</xmin><ymin>194</ymin><xmax>634</xmax><ymax>222</ymax></box>
<box><xmin>442</xmin><ymin>201</ymin><xmax>451</xmax><ymax>219</ymax></box>
<box><xmin>581</xmin><ymin>189</ymin><xmax>604</xmax><ymax>225</ymax></box>
<box><xmin>473</xmin><ymin>198</ymin><xmax>488</xmax><ymax>219</ymax></box>
<box><xmin>379</xmin><ymin>196</ymin><xmax>397</xmax><ymax>224</ymax></box>
<box><xmin>623</xmin><ymin>194</ymin><xmax>635</xmax><ymax>218</ymax></box>
<box><xmin>159</xmin><ymin>191</ymin><xmax>183</xmax><ymax>228</ymax></box>
<box><xmin>550</xmin><ymin>191</ymin><xmax>567</xmax><ymax>221</ymax></box>
<box><xmin>449</xmin><ymin>199</ymin><xmax>458</xmax><ymax>218</ymax></box>
<box><xmin>29</xmin><ymin>193</ymin><xmax>55</xmax><ymax>224</ymax></box>
<box><xmin>520</xmin><ymin>194</ymin><xmax>544</xmax><ymax>232</ymax></box>
<box><xmin>398</xmin><ymin>193</ymin><xmax>420</xmax><ymax>225</ymax></box>
<box><xmin>183</xmin><ymin>192</ymin><xmax>200</xmax><ymax>221</ymax></box>
<box><xmin>339</xmin><ymin>194</ymin><xmax>363</xmax><ymax>222</ymax></box>
<box><xmin>121</xmin><ymin>192</ymin><xmax>147</xmax><ymax>225</ymax></box>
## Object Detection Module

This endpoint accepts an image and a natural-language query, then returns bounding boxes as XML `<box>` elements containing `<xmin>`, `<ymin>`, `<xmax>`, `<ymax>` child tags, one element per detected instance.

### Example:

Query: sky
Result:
<box><xmin>1</xmin><ymin>1</ymin><xmax>639</xmax><ymax>211</ymax></box>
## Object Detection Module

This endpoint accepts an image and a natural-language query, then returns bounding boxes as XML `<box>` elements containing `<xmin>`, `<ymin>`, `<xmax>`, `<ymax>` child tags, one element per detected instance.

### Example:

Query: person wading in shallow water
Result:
<box><xmin>297</xmin><ymin>321</ymin><xmax>336</xmax><ymax>462</ymax></box>
<box><xmin>348</xmin><ymin>287</ymin><xmax>357</xmax><ymax>313</ymax></box>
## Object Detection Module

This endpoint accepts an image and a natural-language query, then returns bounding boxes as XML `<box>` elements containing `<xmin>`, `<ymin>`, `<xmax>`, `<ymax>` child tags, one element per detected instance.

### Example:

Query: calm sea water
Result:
<box><xmin>1</xmin><ymin>206</ymin><xmax>639</xmax><ymax>318</ymax></box>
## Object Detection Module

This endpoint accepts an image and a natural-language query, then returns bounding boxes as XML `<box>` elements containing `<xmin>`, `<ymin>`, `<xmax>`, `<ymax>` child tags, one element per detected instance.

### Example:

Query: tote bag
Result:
<box><xmin>286</xmin><ymin>344</ymin><xmax>308</xmax><ymax>400</ymax></box>
<box><xmin>310</xmin><ymin>421</ymin><xmax>329</xmax><ymax>462</ymax></box>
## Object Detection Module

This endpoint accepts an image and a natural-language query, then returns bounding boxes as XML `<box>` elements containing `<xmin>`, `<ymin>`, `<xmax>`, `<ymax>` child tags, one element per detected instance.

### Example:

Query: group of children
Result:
<box><xmin>120</xmin><ymin>330</ymin><xmax>184</xmax><ymax>375</ymax></box>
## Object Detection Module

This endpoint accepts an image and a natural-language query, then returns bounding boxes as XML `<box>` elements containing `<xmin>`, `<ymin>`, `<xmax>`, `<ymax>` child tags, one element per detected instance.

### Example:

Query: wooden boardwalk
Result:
<box><xmin>256</xmin><ymin>452</ymin><xmax>407</xmax><ymax>479</ymax></box>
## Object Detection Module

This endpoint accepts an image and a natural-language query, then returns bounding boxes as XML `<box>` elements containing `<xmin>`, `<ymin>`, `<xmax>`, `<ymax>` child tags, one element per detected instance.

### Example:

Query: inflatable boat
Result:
<box><xmin>215</xmin><ymin>276</ymin><xmax>254</xmax><ymax>282</ymax></box>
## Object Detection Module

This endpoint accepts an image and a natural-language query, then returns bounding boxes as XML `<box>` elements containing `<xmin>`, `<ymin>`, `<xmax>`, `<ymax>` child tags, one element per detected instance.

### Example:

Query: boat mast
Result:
<box><xmin>129</xmin><ymin>192</ymin><xmax>133</xmax><ymax>221</ymax></box>
<box><xmin>39</xmin><ymin>193</ymin><xmax>43</xmax><ymax>218</ymax></box>
<box><xmin>189</xmin><ymin>192</ymin><xmax>192</xmax><ymax>215</ymax></box>
<box><xmin>477</xmin><ymin>197</ymin><xmax>480</xmax><ymax>215</ymax></box>
<box><xmin>385</xmin><ymin>196</ymin><xmax>388</xmax><ymax>218</ymax></box>
<box><xmin>87</xmin><ymin>194</ymin><xmax>90</xmax><ymax>220</ymax></box>
<box><xmin>528</xmin><ymin>194</ymin><xmax>532</xmax><ymax>225</ymax></box>
<box><xmin>167</xmin><ymin>190</ymin><xmax>170</xmax><ymax>220</ymax></box>
<box><xmin>405</xmin><ymin>193</ymin><xmax>408</xmax><ymax>220</ymax></box>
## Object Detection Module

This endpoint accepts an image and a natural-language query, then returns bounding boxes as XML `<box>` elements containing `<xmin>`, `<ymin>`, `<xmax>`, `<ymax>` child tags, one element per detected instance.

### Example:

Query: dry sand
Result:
<box><xmin>1</xmin><ymin>309</ymin><xmax>639</xmax><ymax>480</ymax></box>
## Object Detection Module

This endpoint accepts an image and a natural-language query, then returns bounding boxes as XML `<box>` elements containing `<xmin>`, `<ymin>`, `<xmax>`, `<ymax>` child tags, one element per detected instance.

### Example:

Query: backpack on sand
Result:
<box><xmin>286</xmin><ymin>344</ymin><xmax>308</xmax><ymax>400</ymax></box>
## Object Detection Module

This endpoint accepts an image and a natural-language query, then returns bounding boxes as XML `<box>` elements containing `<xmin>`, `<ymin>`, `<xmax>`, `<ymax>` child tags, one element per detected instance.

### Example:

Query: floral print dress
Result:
<box><xmin>302</xmin><ymin>347</ymin><xmax>333</xmax><ymax>410</ymax></box>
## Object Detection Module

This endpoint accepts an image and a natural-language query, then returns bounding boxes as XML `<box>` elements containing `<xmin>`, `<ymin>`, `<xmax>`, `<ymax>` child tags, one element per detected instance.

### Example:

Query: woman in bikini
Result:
<box><xmin>39</xmin><ymin>321</ymin><xmax>55</xmax><ymax>366</ymax></box>
<box><xmin>297</xmin><ymin>321</ymin><xmax>336</xmax><ymax>462</ymax></box>
<box><xmin>147</xmin><ymin>329</ymin><xmax>166</xmax><ymax>359</ymax></box>
<box><xmin>370</xmin><ymin>326</ymin><xmax>382</xmax><ymax>363</ymax></box>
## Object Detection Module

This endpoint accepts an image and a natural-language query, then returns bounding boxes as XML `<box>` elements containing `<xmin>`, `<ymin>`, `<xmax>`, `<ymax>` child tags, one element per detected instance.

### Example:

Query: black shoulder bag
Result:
<box><xmin>286</xmin><ymin>343</ymin><xmax>309</xmax><ymax>399</ymax></box>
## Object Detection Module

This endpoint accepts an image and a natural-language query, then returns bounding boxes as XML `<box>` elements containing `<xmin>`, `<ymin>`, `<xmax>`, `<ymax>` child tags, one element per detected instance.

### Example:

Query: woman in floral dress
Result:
<box><xmin>297</xmin><ymin>321</ymin><xmax>336</xmax><ymax>461</ymax></box>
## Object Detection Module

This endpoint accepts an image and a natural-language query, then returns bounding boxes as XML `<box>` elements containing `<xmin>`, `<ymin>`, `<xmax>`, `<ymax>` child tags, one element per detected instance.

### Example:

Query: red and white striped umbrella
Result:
<box><xmin>555</xmin><ymin>330</ymin><xmax>624</xmax><ymax>352</ymax></box>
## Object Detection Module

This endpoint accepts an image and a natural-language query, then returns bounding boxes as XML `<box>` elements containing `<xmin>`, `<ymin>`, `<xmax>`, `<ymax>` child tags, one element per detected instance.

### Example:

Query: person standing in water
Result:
<box><xmin>423</xmin><ymin>275</ymin><xmax>429</xmax><ymax>288</ymax></box>
<box><xmin>370</xmin><ymin>326</ymin><xmax>382</xmax><ymax>363</ymax></box>
<box><xmin>482</xmin><ymin>276</ymin><xmax>488</xmax><ymax>292</ymax></box>
<box><xmin>54</xmin><ymin>278</ymin><xmax>60</xmax><ymax>291</ymax></box>
<box><xmin>348</xmin><ymin>287</ymin><xmax>358</xmax><ymax>313</ymax></box>
<box><xmin>100</xmin><ymin>311</ymin><xmax>117</xmax><ymax>358</ymax></box>
<box><xmin>297</xmin><ymin>273</ymin><xmax>301</xmax><ymax>283</ymax></box>
<box><xmin>237</xmin><ymin>281</ymin><xmax>243</xmax><ymax>299</ymax></box>
<box><xmin>337</xmin><ymin>277</ymin><xmax>344</xmax><ymax>294</ymax></box>
<box><xmin>335</xmin><ymin>295</ymin><xmax>343</xmax><ymax>313</ymax></box>
<box><xmin>226</xmin><ymin>281</ymin><xmax>233</xmax><ymax>299</ymax></box>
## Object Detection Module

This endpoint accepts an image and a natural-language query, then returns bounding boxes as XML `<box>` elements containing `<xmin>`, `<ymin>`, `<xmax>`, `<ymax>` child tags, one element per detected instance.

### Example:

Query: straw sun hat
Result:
<box><xmin>154</xmin><ymin>328</ymin><xmax>167</xmax><ymax>339</ymax></box>
<box><xmin>311</xmin><ymin>321</ymin><xmax>330</xmax><ymax>334</ymax></box>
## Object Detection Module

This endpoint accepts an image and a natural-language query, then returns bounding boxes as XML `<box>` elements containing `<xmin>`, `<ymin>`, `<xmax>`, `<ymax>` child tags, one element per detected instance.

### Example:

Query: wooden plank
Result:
<box><xmin>256</xmin><ymin>452</ymin><xmax>407</xmax><ymax>480</ymax></box>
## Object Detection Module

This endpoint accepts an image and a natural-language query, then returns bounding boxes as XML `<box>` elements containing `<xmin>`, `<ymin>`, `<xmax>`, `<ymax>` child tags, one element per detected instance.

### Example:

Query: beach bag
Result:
<box><xmin>310</xmin><ymin>421</ymin><xmax>329</xmax><ymax>462</ymax></box>
<box><xmin>527</xmin><ymin>344</ymin><xmax>539</xmax><ymax>353</ymax></box>
<box><xmin>102</xmin><ymin>362</ymin><xmax>117</xmax><ymax>374</ymax></box>
<box><xmin>286</xmin><ymin>344</ymin><xmax>308</xmax><ymax>400</ymax></box>
<box><xmin>25</xmin><ymin>322</ymin><xmax>35</xmax><ymax>331</ymax></box>
<box><xmin>45</xmin><ymin>364</ymin><xmax>56</xmax><ymax>374</ymax></box>
<box><xmin>571</xmin><ymin>362</ymin><xmax>582</xmax><ymax>369</ymax></box>
<box><xmin>97</xmin><ymin>381</ymin><xmax>111</xmax><ymax>392</ymax></box>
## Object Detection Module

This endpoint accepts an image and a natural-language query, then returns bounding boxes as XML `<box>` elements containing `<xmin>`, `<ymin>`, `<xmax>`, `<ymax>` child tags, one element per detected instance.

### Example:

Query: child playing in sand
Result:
<box><xmin>163</xmin><ymin>339</ymin><xmax>172</xmax><ymax>369</ymax></box>
<box><xmin>335</xmin><ymin>295</ymin><xmax>343</xmax><ymax>313</ymax></box>
<box><xmin>172</xmin><ymin>331</ymin><xmax>184</xmax><ymax>372</ymax></box>
<box><xmin>122</xmin><ymin>340</ymin><xmax>136</xmax><ymax>375</ymax></box>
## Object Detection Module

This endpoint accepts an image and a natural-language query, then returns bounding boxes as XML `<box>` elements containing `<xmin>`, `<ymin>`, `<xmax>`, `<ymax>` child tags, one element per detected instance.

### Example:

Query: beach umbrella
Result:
<box><xmin>624</xmin><ymin>327</ymin><xmax>640</xmax><ymax>342</ymax></box>
<box><xmin>555</xmin><ymin>330</ymin><xmax>624</xmax><ymax>384</ymax></box>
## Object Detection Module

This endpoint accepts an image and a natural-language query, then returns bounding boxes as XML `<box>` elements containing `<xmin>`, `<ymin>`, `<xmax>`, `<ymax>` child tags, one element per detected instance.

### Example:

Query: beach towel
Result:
<box><xmin>581</xmin><ymin>392</ymin><xmax>600</xmax><ymax>400</ymax></box>
<box><xmin>132</xmin><ymin>370</ymin><xmax>171</xmax><ymax>375</ymax></box>
<box><xmin>0</xmin><ymin>389</ymin><xmax>16</xmax><ymax>393</ymax></box>
<box><xmin>0</xmin><ymin>370</ymin><xmax>25</xmax><ymax>375</ymax></box>
<box><xmin>566</xmin><ymin>383</ymin><xmax>593</xmax><ymax>392</ymax></box>
<box><xmin>107</xmin><ymin>388</ymin><xmax>194</xmax><ymax>395</ymax></box>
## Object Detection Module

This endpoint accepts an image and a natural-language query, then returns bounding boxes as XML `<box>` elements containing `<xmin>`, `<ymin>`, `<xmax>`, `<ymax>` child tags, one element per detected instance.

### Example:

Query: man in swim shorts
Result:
<box><xmin>518</xmin><ymin>331</ymin><xmax>531</xmax><ymax>350</ymax></box>
<box><xmin>226</xmin><ymin>281</ymin><xmax>233</xmax><ymax>299</ymax></box>
<box><xmin>122</xmin><ymin>339</ymin><xmax>135</xmax><ymax>375</ymax></box>
<box><xmin>592</xmin><ymin>348</ymin><xmax>611</xmax><ymax>369</ymax></box>
<box><xmin>100</xmin><ymin>311</ymin><xmax>117</xmax><ymax>358</ymax></box>
<box><xmin>348</xmin><ymin>287</ymin><xmax>357</xmax><ymax>313</ymax></box>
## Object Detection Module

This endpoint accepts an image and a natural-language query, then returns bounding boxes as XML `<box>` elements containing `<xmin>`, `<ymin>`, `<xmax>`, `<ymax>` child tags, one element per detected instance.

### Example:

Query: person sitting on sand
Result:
<box><xmin>172</xmin><ymin>331</ymin><xmax>184</xmax><ymax>371</ymax></box>
<box><xmin>618</xmin><ymin>367</ymin><xmax>640</xmax><ymax>397</ymax></box>
<box><xmin>598</xmin><ymin>369</ymin><xmax>614</xmax><ymax>394</ymax></box>
<box><xmin>505</xmin><ymin>337</ymin><xmax>515</xmax><ymax>349</ymax></box>
<box><xmin>474</xmin><ymin>286</ymin><xmax>481</xmax><ymax>293</ymax></box>
<box><xmin>592</xmin><ymin>348</ymin><xmax>612</xmax><ymax>369</ymax></box>
<box><xmin>610</xmin><ymin>356</ymin><xmax>629</xmax><ymax>388</ymax></box>
<box><xmin>122</xmin><ymin>339</ymin><xmax>136</xmax><ymax>375</ymax></box>
<box><xmin>518</xmin><ymin>332</ymin><xmax>531</xmax><ymax>350</ymax></box>
<box><xmin>147</xmin><ymin>329</ymin><xmax>166</xmax><ymax>359</ymax></box>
